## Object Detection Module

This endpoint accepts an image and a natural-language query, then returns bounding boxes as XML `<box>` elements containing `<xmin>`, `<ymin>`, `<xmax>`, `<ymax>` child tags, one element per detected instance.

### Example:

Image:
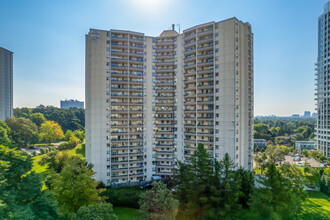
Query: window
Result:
<box><xmin>215</xmin><ymin>72</ymin><xmax>219</xmax><ymax>76</ymax></box>
<box><xmin>215</xmin><ymin>33</ymin><xmax>218</xmax><ymax>37</ymax></box>
<box><xmin>216</xmin><ymin>97</ymin><xmax>219</xmax><ymax>100</ymax></box>
<box><xmin>215</xmin><ymin>40</ymin><xmax>218</xmax><ymax>45</ymax></box>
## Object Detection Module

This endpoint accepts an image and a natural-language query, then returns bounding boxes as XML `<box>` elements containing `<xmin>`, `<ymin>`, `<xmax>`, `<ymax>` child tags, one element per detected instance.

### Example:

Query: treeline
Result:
<box><xmin>0</xmin><ymin>116</ymin><xmax>84</xmax><ymax>150</ymax></box>
<box><xmin>14</xmin><ymin>105</ymin><xmax>85</xmax><ymax>132</ymax></box>
<box><xmin>254</xmin><ymin>118</ymin><xmax>315</xmax><ymax>142</ymax></box>
<box><xmin>136</xmin><ymin>144</ymin><xmax>328</xmax><ymax>219</ymax></box>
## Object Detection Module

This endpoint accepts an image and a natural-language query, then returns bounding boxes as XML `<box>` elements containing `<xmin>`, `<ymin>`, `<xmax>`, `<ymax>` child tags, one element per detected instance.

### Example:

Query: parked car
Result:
<box><xmin>140</xmin><ymin>183</ymin><xmax>153</xmax><ymax>190</ymax></box>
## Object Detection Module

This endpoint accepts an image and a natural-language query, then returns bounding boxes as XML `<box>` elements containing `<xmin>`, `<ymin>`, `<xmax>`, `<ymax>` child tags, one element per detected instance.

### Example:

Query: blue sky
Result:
<box><xmin>0</xmin><ymin>0</ymin><xmax>326</xmax><ymax>116</ymax></box>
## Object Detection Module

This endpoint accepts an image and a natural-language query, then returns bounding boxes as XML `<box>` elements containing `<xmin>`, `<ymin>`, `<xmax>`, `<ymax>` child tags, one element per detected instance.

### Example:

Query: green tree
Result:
<box><xmin>174</xmin><ymin>144</ymin><xmax>218</xmax><ymax>219</ymax></box>
<box><xmin>235</xmin><ymin>168</ymin><xmax>254</xmax><ymax>209</ymax></box>
<box><xmin>68</xmin><ymin>135</ymin><xmax>79</xmax><ymax>148</ymax></box>
<box><xmin>74</xmin><ymin>130</ymin><xmax>85</xmax><ymax>142</ymax></box>
<box><xmin>265</xmin><ymin>145</ymin><xmax>286</xmax><ymax>165</ymax></box>
<box><xmin>73</xmin><ymin>203</ymin><xmax>117</xmax><ymax>220</ymax></box>
<box><xmin>5</xmin><ymin>117</ymin><xmax>38</xmax><ymax>148</ymax></box>
<box><xmin>65</xmin><ymin>130</ymin><xmax>74</xmax><ymax>141</ymax></box>
<box><xmin>50</xmin><ymin>156</ymin><xmax>103</xmax><ymax>213</ymax></box>
<box><xmin>139</xmin><ymin>181</ymin><xmax>179</xmax><ymax>220</ymax></box>
<box><xmin>250</xmin><ymin>162</ymin><xmax>305</xmax><ymax>219</ymax></box>
<box><xmin>0</xmin><ymin>145</ymin><xmax>58</xmax><ymax>219</ymax></box>
<box><xmin>39</xmin><ymin>121</ymin><xmax>64</xmax><ymax>145</ymax></box>
<box><xmin>217</xmin><ymin>153</ymin><xmax>240</xmax><ymax>217</ymax></box>
<box><xmin>30</xmin><ymin>112</ymin><xmax>46</xmax><ymax>127</ymax></box>
<box><xmin>13</xmin><ymin>107</ymin><xmax>32</xmax><ymax>118</ymax></box>
<box><xmin>0</xmin><ymin>121</ymin><xmax>11</xmax><ymax>147</ymax></box>
<box><xmin>254</xmin><ymin>152</ymin><xmax>267</xmax><ymax>173</ymax></box>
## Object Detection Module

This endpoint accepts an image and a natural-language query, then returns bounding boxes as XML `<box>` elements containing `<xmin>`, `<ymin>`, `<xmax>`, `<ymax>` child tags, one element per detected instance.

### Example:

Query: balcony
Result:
<box><xmin>156</xmin><ymin>40</ymin><xmax>175</xmax><ymax>46</ymax></box>
<box><xmin>197</xmin><ymin>36</ymin><xmax>213</xmax><ymax>44</ymax></box>
<box><xmin>197</xmin><ymin>60</ymin><xmax>214</xmax><ymax>67</ymax></box>
<box><xmin>184</xmin><ymin>47</ymin><xmax>196</xmax><ymax>55</ymax></box>
<box><xmin>156</xmin><ymin>68</ymin><xmax>175</xmax><ymax>73</ymax></box>
<box><xmin>184</xmin><ymin>40</ymin><xmax>196</xmax><ymax>47</ymax></box>
<box><xmin>197</xmin><ymin>45</ymin><xmax>214</xmax><ymax>52</ymax></box>
<box><xmin>111</xmin><ymin>43</ymin><xmax>128</xmax><ymax>49</ymax></box>
<box><xmin>197</xmin><ymin>68</ymin><xmax>214</xmax><ymax>74</ymax></box>
<box><xmin>184</xmin><ymin>32</ymin><xmax>196</xmax><ymax>40</ymax></box>
<box><xmin>155</xmin><ymin>61</ymin><xmax>174</xmax><ymax>66</ymax></box>
<box><xmin>129</xmin><ymin>44</ymin><xmax>144</xmax><ymax>50</ymax></box>
<box><xmin>197</xmin><ymin>29</ymin><xmax>213</xmax><ymax>37</ymax></box>
<box><xmin>156</xmin><ymin>47</ymin><xmax>175</xmax><ymax>53</ymax></box>
<box><xmin>197</xmin><ymin>52</ymin><xmax>214</xmax><ymax>59</ymax></box>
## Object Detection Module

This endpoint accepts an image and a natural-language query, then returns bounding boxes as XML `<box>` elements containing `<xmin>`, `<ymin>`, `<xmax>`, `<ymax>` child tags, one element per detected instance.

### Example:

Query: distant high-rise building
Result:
<box><xmin>316</xmin><ymin>1</ymin><xmax>330</xmax><ymax>157</ymax></box>
<box><xmin>0</xmin><ymin>47</ymin><xmax>13</xmax><ymax>121</ymax></box>
<box><xmin>303</xmin><ymin>111</ymin><xmax>311</xmax><ymax>118</ymax></box>
<box><xmin>85</xmin><ymin>18</ymin><xmax>254</xmax><ymax>185</ymax></box>
<box><xmin>60</xmin><ymin>99</ymin><xmax>84</xmax><ymax>109</ymax></box>
<box><xmin>291</xmin><ymin>114</ymin><xmax>300</xmax><ymax>118</ymax></box>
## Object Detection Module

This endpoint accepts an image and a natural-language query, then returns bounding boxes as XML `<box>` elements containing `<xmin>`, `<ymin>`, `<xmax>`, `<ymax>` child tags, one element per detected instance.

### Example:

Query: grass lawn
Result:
<box><xmin>31</xmin><ymin>144</ymin><xmax>85</xmax><ymax>189</ymax></box>
<box><xmin>66</xmin><ymin>143</ymin><xmax>85</xmax><ymax>158</ymax></box>
<box><xmin>113</xmin><ymin>207</ymin><xmax>142</xmax><ymax>220</ymax></box>
<box><xmin>296</xmin><ymin>190</ymin><xmax>330</xmax><ymax>219</ymax></box>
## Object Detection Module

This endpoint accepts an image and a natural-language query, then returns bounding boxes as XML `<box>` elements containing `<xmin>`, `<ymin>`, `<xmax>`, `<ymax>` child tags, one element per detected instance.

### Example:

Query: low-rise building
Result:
<box><xmin>295</xmin><ymin>141</ymin><xmax>317</xmax><ymax>153</ymax></box>
<box><xmin>254</xmin><ymin>139</ymin><xmax>267</xmax><ymax>150</ymax></box>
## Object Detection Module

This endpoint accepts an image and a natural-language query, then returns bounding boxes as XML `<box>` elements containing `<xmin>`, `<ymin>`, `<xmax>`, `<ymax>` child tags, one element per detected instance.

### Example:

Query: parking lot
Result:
<box><xmin>284</xmin><ymin>155</ymin><xmax>322</xmax><ymax>167</ymax></box>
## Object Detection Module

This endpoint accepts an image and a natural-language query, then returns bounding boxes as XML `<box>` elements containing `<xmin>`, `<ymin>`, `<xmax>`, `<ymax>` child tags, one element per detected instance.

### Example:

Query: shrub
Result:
<box><xmin>101</xmin><ymin>187</ymin><xmax>142</xmax><ymax>209</ymax></box>
<box><xmin>57</xmin><ymin>142</ymin><xmax>75</xmax><ymax>150</ymax></box>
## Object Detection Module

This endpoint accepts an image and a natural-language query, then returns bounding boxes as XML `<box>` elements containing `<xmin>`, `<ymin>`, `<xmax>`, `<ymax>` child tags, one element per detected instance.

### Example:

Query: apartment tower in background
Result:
<box><xmin>60</xmin><ymin>99</ymin><xmax>84</xmax><ymax>109</ymax></box>
<box><xmin>0</xmin><ymin>47</ymin><xmax>13</xmax><ymax>122</ymax></box>
<box><xmin>86</xmin><ymin>18</ymin><xmax>254</xmax><ymax>185</ymax></box>
<box><xmin>316</xmin><ymin>1</ymin><xmax>330</xmax><ymax>157</ymax></box>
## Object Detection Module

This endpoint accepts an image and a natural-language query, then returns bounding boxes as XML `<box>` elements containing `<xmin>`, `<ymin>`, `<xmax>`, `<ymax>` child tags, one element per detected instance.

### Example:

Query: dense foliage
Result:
<box><xmin>5</xmin><ymin>117</ymin><xmax>38</xmax><ymax>148</ymax></box>
<box><xmin>14</xmin><ymin>105</ymin><xmax>85</xmax><ymax>132</ymax></box>
<box><xmin>102</xmin><ymin>187</ymin><xmax>142</xmax><ymax>209</ymax></box>
<box><xmin>73</xmin><ymin>203</ymin><xmax>117</xmax><ymax>220</ymax></box>
<box><xmin>254</xmin><ymin>118</ymin><xmax>315</xmax><ymax>143</ymax></box>
<box><xmin>173</xmin><ymin>144</ymin><xmax>254</xmax><ymax>219</ymax></box>
<box><xmin>0</xmin><ymin>145</ymin><xmax>58</xmax><ymax>219</ymax></box>
<box><xmin>250</xmin><ymin>162</ymin><xmax>306</xmax><ymax>219</ymax></box>
<box><xmin>139</xmin><ymin>181</ymin><xmax>179</xmax><ymax>220</ymax></box>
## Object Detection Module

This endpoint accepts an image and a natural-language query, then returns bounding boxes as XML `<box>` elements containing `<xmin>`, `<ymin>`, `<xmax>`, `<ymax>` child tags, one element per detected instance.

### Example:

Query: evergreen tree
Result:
<box><xmin>250</xmin><ymin>162</ymin><xmax>305</xmax><ymax>218</ymax></box>
<box><xmin>139</xmin><ymin>181</ymin><xmax>179</xmax><ymax>220</ymax></box>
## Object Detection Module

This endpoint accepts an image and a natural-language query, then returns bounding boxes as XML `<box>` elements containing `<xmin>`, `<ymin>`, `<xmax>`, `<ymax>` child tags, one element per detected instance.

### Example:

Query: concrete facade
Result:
<box><xmin>60</xmin><ymin>99</ymin><xmax>84</xmax><ymax>109</ymax></box>
<box><xmin>85</xmin><ymin>18</ymin><xmax>254</xmax><ymax>185</ymax></box>
<box><xmin>295</xmin><ymin>141</ymin><xmax>317</xmax><ymax>153</ymax></box>
<box><xmin>0</xmin><ymin>47</ymin><xmax>13</xmax><ymax>122</ymax></box>
<box><xmin>316</xmin><ymin>1</ymin><xmax>330</xmax><ymax>157</ymax></box>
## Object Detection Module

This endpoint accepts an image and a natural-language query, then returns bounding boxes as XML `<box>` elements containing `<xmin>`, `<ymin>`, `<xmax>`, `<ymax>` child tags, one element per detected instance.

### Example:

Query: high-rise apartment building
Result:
<box><xmin>316</xmin><ymin>1</ymin><xmax>330</xmax><ymax>158</ymax></box>
<box><xmin>60</xmin><ymin>99</ymin><xmax>84</xmax><ymax>109</ymax></box>
<box><xmin>86</xmin><ymin>18</ymin><xmax>254</xmax><ymax>185</ymax></box>
<box><xmin>0</xmin><ymin>47</ymin><xmax>13</xmax><ymax>122</ymax></box>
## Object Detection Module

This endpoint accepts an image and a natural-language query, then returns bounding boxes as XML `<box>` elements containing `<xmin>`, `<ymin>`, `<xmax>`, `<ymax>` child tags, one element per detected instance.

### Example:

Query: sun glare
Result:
<box><xmin>130</xmin><ymin>0</ymin><xmax>172</xmax><ymax>14</ymax></box>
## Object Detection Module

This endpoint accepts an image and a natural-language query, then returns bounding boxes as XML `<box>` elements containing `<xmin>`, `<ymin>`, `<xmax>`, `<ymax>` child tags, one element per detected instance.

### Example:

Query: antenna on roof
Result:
<box><xmin>172</xmin><ymin>24</ymin><xmax>175</xmax><ymax>31</ymax></box>
<box><xmin>177</xmin><ymin>24</ymin><xmax>181</xmax><ymax>33</ymax></box>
